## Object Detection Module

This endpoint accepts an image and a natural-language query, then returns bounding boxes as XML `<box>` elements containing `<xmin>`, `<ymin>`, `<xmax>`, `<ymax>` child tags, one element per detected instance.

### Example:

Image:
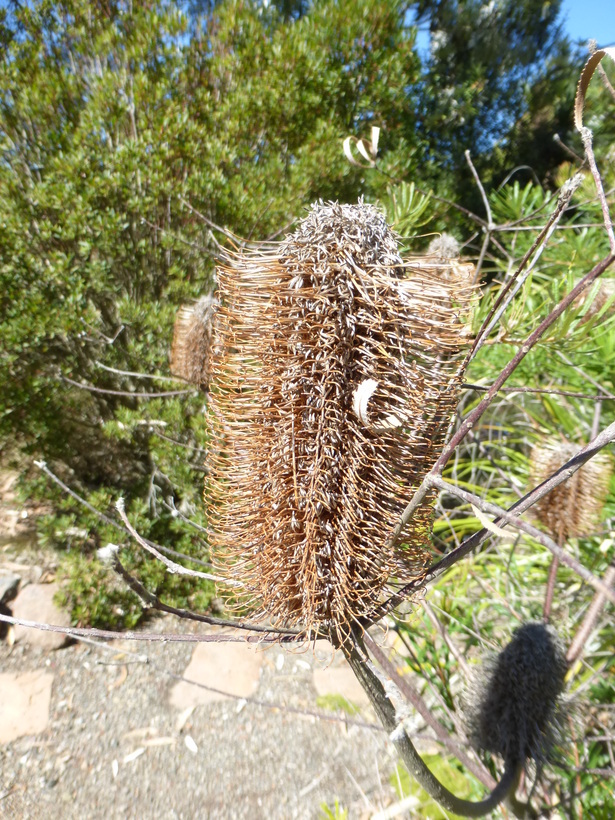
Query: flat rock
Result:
<box><xmin>0</xmin><ymin>670</ymin><xmax>54</xmax><ymax>743</ymax></box>
<box><xmin>312</xmin><ymin>664</ymin><xmax>371</xmax><ymax>709</ymax></box>
<box><xmin>12</xmin><ymin>583</ymin><xmax>70</xmax><ymax>649</ymax></box>
<box><xmin>169</xmin><ymin>640</ymin><xmax>263</xmax><ymax>709</ymax></box>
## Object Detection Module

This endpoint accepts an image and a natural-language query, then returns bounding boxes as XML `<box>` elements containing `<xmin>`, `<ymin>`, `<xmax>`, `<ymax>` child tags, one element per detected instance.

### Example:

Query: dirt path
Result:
<box><xmin>0</xmin><ymin>619</ymin><xmax>402</xmax><ymax>819</ymax></box>
<box><xmin>0</xmin><ymin>470</ymin><xmax>401</xmax><ymax>819</ymax></box>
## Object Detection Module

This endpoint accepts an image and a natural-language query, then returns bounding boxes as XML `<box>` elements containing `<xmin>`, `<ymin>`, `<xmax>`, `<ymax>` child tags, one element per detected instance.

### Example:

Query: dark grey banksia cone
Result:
<box><xmin>206</xmin><ymin>201</ymin><xmax>475</xmax><ymax>634</ymax></box>
<box><xmin>467</xmin><ymin>622</ymin><xmax>567</xmax><ymax>768</ymax></box>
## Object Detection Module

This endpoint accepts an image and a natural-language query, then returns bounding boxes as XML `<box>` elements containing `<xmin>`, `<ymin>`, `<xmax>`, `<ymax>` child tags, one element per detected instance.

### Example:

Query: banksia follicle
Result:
<box><xmin>529</xmin><ymin>440</ymin><xmax>612</xmax><ymax>540</ymax></box>
<box><xmin>169</xmin><ymin>294</ymin><xmax>217</xmax><ymax>389</ymax></box>
<box><xmin>206</xmin><ymin>201</ymin><xmax>475</xmax><ymax>632</ymax></box>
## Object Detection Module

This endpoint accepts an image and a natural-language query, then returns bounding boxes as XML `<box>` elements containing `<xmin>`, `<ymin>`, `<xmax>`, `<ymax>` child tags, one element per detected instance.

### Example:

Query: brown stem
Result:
<box><xmin>339</xmin><ymin>626</ymin><xmax>530</xmax><ymax>818</ymax></box>
<box><xmin>382</xmin><ymin>420</ymin><xmax>615</xmax><ymax>616</ymax></box>
<box><xmin>567</xmin><ymin>562</ymin><xmax>615</xmax><ymax>665</ymax></box>
<box><xmin>543</xmin><ymin>552</ymin><xmax>561</xmax><ymax>623</ymax></box>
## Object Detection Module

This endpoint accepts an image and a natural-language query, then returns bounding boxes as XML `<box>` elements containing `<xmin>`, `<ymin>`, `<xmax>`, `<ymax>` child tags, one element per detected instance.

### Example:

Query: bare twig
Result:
<box><xmin>429</xmin><ymin>476</ymin><xmax>615</xmax><ymax>607</ymax></box>
<box><xmin>567</xmin><ymin>563</ymin><xmax>615</xmax><ymax>665</ymax></box>
<box><xmin>462</xmin><ymin>383</ymin><xmax>611</xmax><ymax>402</ymax></box>
<box><xmin>105</xmin><ymin>546</ymin><xmax>299</xmax><ymax>637</ymax></box>
<box><xmin>382</xmin><ymin>420</ymin><xmax>615</xmax><ymax>614</ymax></box>
<box><xmin>363</xmin><ymin>632</ymin><xmax>495</xmax><ymax>789</ymax></box>
<box><xmin>94</xmin><ymin>361</ymin><xmax>185</xmax><ymax>383</ymax></box>
<box><xmin>388</xmin><ymin>253</ymin><xmax>615</xmax><ymax>557</ymax></box>
<box><xmin>465</xmin><ymin>151</ymin><xmax>494</xmax><ymax>230</ymax></box>
<box><xmin>34</xmin><ymin>460</ymin><xmax>214</xmax><ymax>571</ymax></box>
<box><xmin>470</xmin><ymin>174</ymin><xmax>583</xmax><ymax>360</ymax></box>
<box><xmin>116</xmin><ymin>497</ymin><xmax>237</xmax><ymax>586</ymax></box>
<box><xmin>177</xmin><ymin>196</ymin><xmax>241</xmax><ymax>249</ymax></box>
<box><xmin>59</xmin><ymin>373</ymin><xmax>194</xmax><ymax>398</ymax></box>
<box><xmin>579</xmin><ymin>127</ymin><xmax>615</xmax><ymax>253</ymax></box>
<box><xmin>0</xmin><ymin>613</ymin><xmax>283</xmax><ymax>643</ymax></box>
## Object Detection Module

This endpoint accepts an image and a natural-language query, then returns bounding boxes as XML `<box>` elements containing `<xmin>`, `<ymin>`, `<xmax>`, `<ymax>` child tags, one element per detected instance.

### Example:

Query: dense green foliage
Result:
<box><xmin>1</xmin><ymin>0</ymin><xmax>583</xmax><ymax>626</ymax></box>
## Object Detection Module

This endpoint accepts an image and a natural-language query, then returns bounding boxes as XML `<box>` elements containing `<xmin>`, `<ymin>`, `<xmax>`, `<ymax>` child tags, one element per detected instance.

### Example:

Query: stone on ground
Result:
<box><xmin>169</xmin><ymin>639</ymin><xmax>264</xmax><ymax>708</ymax></box>
<box><xmin>0</xmin><ymin>670</ymin><xmax>54</xmax><ymax>743</ymax></box>
<box><xmin>12</xmin><ymin>583</ymin><xmax>70</xmax><ymax>649</ymax></box>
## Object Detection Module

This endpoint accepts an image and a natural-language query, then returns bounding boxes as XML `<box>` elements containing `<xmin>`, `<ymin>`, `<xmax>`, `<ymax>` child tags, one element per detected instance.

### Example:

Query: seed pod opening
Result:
<box><xmin>529</xmin><ymin>440</ymin><xmax>612</xmax><ymax>541</ymax></box>
<box><xmin>206</xmin><ymin>200</ymin><xmax>475</xmax><ymax>633</ymax></box>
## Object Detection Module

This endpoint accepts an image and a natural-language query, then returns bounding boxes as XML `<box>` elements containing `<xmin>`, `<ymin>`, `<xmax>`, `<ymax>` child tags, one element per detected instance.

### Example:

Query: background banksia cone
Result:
<box><xmin>467</xmin><ymin>623</ymin><xmax>567</xmax><ymax>768</ymax></box>
<box><xmin>169</xmin><ymin>294</ymin><xmax>217</xmax><ymax>389</ymax></box>
<box><xmin>206</xmin><ymin>201</ymin><xmax>475</xmax><ymax>633</ymax></box>
<box><xmin>529</xmin><ymin>440</ymin><xmax>612</xmax><ymax>540</ymax></box>
<box><xmin>574</xmin><ymin>278</ymin><xmax>615</xmax><ymax>323</ymax></box>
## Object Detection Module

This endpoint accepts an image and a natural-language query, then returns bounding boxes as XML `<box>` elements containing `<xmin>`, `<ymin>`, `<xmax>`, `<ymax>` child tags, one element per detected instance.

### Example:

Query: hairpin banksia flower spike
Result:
<box><xmin>169</xmin><ymin>294</ymin><xmax>218</xmax><ymax>390</ymax></box>
<box><xmin>206</xmin><ymin>200</ymin><xmax>475</xmax><ymax>637</ymax></box>
<box><xmin>529</xmin><ymin>440</ymin><xmax>612</xmax><ymax>543</ymax></box>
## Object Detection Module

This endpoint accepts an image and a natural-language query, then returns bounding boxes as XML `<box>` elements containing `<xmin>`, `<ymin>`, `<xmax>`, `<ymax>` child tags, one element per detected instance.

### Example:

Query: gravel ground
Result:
<box><xmin>0</xmin><ymin>616</ymin><xmax>400</xmax><ymax>819</ymax></box>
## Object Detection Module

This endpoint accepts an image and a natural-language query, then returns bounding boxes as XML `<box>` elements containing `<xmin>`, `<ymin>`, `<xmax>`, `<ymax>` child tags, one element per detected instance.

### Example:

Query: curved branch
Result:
<box><xmin>339</xmin><ymin>627</ymin><xmax>529</xmax><ymax>819</ymax></box>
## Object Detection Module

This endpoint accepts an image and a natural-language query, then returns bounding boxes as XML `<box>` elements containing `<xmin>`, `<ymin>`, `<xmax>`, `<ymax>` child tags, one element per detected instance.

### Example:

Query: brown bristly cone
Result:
<box><xmin>206</xmin><ymin>200</ymin><xmax>475</xmax><ymax>634</ymax></box>
<box><xmin>169</xmin><ymin>295</ymin><xmax>217</xmax><ymax>389</ymax></box>
<box><xmin>529</xmin><ymin>440</ymin><xmax>612</xmax><ymax>540</ymax></box>
<box><xmin>575</xmin><ymin>278</ymin><xmax>615</xmax><ymax>324</ymax></box>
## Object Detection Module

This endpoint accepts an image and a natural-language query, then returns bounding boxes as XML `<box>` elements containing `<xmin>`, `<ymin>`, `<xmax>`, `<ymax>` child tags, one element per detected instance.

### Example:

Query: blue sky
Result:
<box><xmin>561</xmin><ymin>0</ymin><xmax>615</xmax><ymax>47</ymax></box>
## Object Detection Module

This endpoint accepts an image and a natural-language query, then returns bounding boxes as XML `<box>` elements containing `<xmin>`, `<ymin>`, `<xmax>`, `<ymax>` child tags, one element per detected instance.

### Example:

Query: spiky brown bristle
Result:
<box><xmin>529</xmin><ymin>441</ymin><xmax>612</xmax><ymax>540</ymax></box>
<box><xmin>206</xmin><ymin>201</ymin><xmax>475</xmax><ymax>632</ymax></box>
<box><xmin>169</xmin><ymin>295</ymin><xmax>217</xmax><ymax>389</ymax></box>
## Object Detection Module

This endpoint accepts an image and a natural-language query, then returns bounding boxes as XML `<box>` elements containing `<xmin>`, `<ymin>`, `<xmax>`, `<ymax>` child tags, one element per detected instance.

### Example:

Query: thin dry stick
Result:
<box><xmin>567</xmin><ymin>563</ymin><xmax>615</xmax><ymax>665</ymax></box>
<box><xmin>465</xmin><ymin>151</ymin><xmax>494</xmax><ymax>230</ymax></box>
<box><xmin>579</xmin><ymin>127</ymin><xmax>615</xmax><ymax>253</ymax></box>
<box><xmin>107</xmin><ymin>547</ymin><xmax>300</xmax><ymax>638</ymax></box>
<box><xmin>421</xmin><ymin>599</ymin><xmax>472</xmax><ymax>678</ymax></box>
<box><xmin>429</xmin><ymin>476</ymin><xmax>615</xmax><ymax>607</ymax></box>
<box><xmin>177</xmin><ymin>196</ymin><xmax>241</xmax><ymax>248</ymax></box>
<box><xmin>0</xmin><ymin>613</ymin><xmax>280</xmax><ymax>643</ymax></box>
<box><xmin>381</xmin><ymin>417</ymin><xmax>615</xmax><ymax>617</ymax></box>
<box><xmin>543</xmin><ymin>535</ymin><xmax>564</xmax><ymax>623</ymax></box>
<box><xmin>94</xmin><ymin>361</ymin><xmax>185</xmax><ymax>383</ymax></box>
<box><xmin>35</xmin><ymin>459</ymin><xmax>214</xmax><ymax>570</ymax></box>
<box><xmin>59</xmin><ymin>373</ymin><xmax>194</xmax><ymax>398</ymax></box>
<box><xmin>0</xmin><ymin>615</ymin><xmax>379</xmax><ymax>731</ymax></box>
<box><xmin>462</xmin><ymin>383</ymin><xmax>609</xmax><ymax>402</ymax></box>
<box><xmin>470</xmin><ymin>174</ymin><xmax>583</xmax><ymax>360</ymax></box>
<box><xmin>574</xmin><ymin>49</ymin><xmax>615</xmax><ymax>251</ymax></box>
<box><xmin>116</xmin><ymin>497</ymin><xmax>237</xmax><ymax>585</ymax></box>
<box><xmin>388</xmin><ymin>254</ymin><xmax>615</xmax><ymax>557</ymax></box>
<box><xmin>363</xmin><ymin>633</ymin><xmax>495</xmax><ymax>789</ymax></box>
<box><xmin>555</xmin><ymin>349</ymin><xmax>615</xmax><ymax>399</ymax></box>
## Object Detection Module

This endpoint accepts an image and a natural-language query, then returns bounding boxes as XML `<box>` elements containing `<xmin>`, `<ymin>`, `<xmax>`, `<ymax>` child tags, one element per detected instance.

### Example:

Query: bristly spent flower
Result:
<box><xmin>206</xmin><ymin>200</ymin><xmax>475</xmax><ymax>634</ymax></box>
<box><xmin>169</xmin><ymin>294</ymin><xmax>217</xmax><ymax>390</ymax></box>
<box><xmin>529</xmin><ymin>440</ymin><xmax>612</xmax><ymax>541</ymax></box>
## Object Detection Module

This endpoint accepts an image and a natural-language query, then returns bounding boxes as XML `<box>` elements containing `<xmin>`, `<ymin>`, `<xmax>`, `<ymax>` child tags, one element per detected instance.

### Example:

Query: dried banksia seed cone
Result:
<box><xmin>169</xmin><ymin>294</ymin><xmax>217</xmax><ymax>389</ymax></box>
<box><xmin>467</xmin><ymin>623</ymin><xmax>567</xmax><ymax>768</ymax></box>
<box><xmin>529</xmin><ymin>440</ymin><xmax>612</xmax><ymax>540</ymax></box>
<box><xmin>574</xmin><ymin>278</ymin><xmax>615</xmax><ymax>323</ymax></box>
<box><xmin>207</xmin><ymin>200</ymin><xmax>475</xmax><ymax>633</ymax></box>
